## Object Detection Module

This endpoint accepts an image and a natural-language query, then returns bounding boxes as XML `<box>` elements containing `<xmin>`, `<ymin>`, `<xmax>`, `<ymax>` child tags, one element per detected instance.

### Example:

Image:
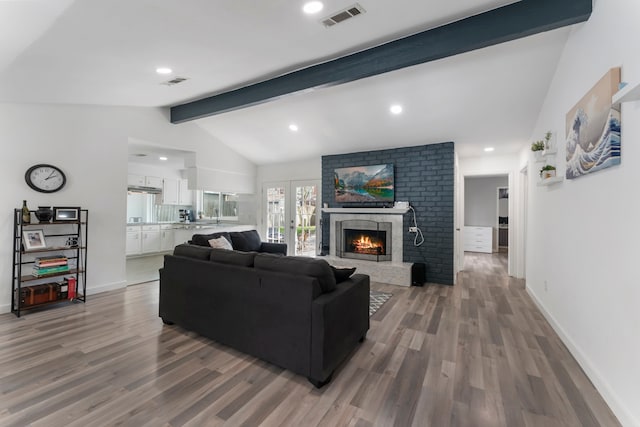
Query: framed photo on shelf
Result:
<box><xmin>53</xmin><ymin>206</ymin><xmax>80</xmax><ymax>221</ymax></box>
<box><xmin>23</xmin><ymin>229</ymin><xmax>46</xmax><ymax>251</ymax></box>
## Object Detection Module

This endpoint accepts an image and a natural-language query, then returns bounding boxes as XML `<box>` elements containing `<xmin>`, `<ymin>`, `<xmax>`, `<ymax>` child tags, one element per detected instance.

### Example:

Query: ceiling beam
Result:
<box><xmin>170</xmin><ymin>0</ymin><xmax>591</xmax><ymax>123</ymax></box>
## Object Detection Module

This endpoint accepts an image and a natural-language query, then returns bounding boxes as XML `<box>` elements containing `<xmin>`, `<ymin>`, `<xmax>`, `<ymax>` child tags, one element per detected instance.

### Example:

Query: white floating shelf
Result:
<box><xmin>612</xmin><ymin>82</ymin><xmax>640</xmax><ymax>108</ymax></box>
<box><xmin>321</xmin><ymin>207</ymin><xmax>409</xmax><ymax>214</ymax></box>
<box><xmin>537</xmin><ymin>176</ymin><xmax>564</xmax><ymax>186</ymax></box>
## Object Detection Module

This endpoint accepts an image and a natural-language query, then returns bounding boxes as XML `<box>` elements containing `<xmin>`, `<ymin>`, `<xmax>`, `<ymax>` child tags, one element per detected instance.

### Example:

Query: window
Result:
<box><xmin>201</xmin><ymin>191</ymin><xmax>238</xmax><ymax>220</ymax></box>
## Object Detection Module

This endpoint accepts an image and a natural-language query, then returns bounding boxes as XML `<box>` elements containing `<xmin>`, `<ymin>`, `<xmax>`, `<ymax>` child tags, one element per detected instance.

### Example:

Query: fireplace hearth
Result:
<box><xmin>336</xmin><ymin>220</ymin><xmax>392</xmax><ymax>262</ymax></box>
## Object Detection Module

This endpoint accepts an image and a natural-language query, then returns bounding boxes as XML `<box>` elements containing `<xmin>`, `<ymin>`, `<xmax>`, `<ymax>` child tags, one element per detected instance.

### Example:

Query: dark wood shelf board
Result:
<box><xmin>21</xmin><ymin>269</ymin><xmax>84</xmax><ymax>282</ymax></box>
<box><xmin>21</xmin><ymin>246</ymin><xmax>84</xmax><ymax>254</ymax></box>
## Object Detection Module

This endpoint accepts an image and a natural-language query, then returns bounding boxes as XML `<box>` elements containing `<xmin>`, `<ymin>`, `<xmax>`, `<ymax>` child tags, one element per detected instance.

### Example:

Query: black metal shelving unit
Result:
<box><xmin>11</xmin><ymin>209</ymin><xmax>88</xmax><ymax>317</ymax></box>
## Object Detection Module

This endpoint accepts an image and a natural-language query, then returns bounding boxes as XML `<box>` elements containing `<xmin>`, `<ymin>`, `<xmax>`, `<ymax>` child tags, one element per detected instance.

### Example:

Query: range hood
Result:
<box><xmin>127</xmin><ymin>186</ymin><xmax>162</xmax><ymax>195</ymax></box>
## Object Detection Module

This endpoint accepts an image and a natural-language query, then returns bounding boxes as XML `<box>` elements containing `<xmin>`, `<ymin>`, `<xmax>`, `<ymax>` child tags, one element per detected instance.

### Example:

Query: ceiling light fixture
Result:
<box><xmin>303</xmin><ymin>1</ymin><xmax>324</xmax><ymax>14</ymax></box>
<box><xmin>390</xmin><ymin>104</ymin><xmax>403</xmax><ymax>115</ymax></box>
<box><xmin>159</xmin><ymin>156</ymin><xmax>168</xmax><ymax>161</ymax></box>
<box><xmin>484</xmin><ymin>147</ymin><xmax>495</xmax><ymax>152</ymax></box>
<box><xmin>156</xmin><ymin>67</ymin><xmax>172</xmax><ymax>75</ymax></box>
<box><xmin>289</xmin><ymin>124</ymin><xmax>299</xmax><ymax>132</ymax></box>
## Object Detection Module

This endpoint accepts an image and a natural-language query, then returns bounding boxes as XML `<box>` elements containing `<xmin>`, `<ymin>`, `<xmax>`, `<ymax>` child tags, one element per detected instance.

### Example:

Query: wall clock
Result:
<box><xmin>25</xmin><ymin>164</ymin><xmax>67</xmax><ymax>193</ymax></box>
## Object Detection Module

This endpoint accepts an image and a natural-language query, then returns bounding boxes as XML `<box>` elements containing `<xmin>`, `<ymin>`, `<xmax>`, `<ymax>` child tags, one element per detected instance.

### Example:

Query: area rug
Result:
<box><xmin>369</xmin><ymin>291</ymin><xmax>393</xmax><ymax>316</ymax></box>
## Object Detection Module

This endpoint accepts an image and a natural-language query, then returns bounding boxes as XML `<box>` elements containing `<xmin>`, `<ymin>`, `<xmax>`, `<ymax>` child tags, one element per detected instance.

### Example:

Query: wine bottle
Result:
<box><xmin>21</xmin><ymin>200</ymin><xmax>31</xmax><ymax>225</ymax></box>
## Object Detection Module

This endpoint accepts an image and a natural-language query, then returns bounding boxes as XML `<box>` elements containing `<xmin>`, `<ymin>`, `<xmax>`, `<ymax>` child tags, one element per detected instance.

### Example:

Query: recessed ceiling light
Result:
<box><xmin>303</xmin><ymin>1</ymin><xmax>324</xmax><ymax>14</ymax></box>
<box><xmin>484</xmin><ymin>147</ymin><xmax>495</xmax><ymax>152</ymax></box>
<box><xmin>159</xmin><ymin>156</ymin><xmax>168</xmax><ymax>161</ymax></box>
<box><xmin>156</xmin><ymin>67</ymin><xmax>172</xmax><ymax>75</ymax></box>
<box><xmin>390</xmin><ymin>104</ymin><xmax>403</xmax><ymax>115</ymax></box>
<box><xmin>289</xmin><ymin>124</ymin><xmax>299</xmax><ymax>132</ymax></box>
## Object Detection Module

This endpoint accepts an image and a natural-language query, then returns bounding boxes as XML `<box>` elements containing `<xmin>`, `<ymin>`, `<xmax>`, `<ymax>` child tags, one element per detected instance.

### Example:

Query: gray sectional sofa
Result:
<box><xmin>159</xmin><ymin>241</ymin><xmax>370</xmax><ymax>387</ymax></box>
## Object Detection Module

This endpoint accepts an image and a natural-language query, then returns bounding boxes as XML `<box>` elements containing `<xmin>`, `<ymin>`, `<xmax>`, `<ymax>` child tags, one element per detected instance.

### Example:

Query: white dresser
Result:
<box><xmin>464</xmin><ymin>226</ymin><xmax>493</xmax><ymax>253</ymax></box>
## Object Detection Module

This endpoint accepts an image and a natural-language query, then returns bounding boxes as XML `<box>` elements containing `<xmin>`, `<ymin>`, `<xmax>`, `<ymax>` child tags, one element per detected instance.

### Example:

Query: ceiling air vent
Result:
<box><xmin>162</xmin><ymin>77</ymin><xmax>189</xmax><ymax>86</ymax></box>
<box><xmin>321</xmin><ymin>3</ymin><xmax>365</xmax><ymax>27</ymax></box>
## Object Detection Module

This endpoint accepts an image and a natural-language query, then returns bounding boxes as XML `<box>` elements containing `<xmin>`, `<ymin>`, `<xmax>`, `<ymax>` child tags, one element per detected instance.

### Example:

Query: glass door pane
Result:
<box><xmin>294</xmin><ymin>183</ymin><xmax>318</xmax><ymax>257</ymax></box>
<box><xmin>265</xmin><ymin>186</ymin><xmax>285</xmax><ymax>244</ymax></box>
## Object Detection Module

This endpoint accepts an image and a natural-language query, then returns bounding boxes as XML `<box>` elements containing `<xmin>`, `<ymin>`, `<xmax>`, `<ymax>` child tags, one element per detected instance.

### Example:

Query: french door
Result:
<box><xmin>263</xmin><ymin>180</ymin><xmax>320</xmax><ymax>256</ymax></box>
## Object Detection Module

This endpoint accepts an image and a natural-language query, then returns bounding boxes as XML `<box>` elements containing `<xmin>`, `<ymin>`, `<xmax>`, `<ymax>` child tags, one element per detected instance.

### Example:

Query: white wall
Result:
<box><xmin>464</xmin><ymin>175</ymin><xmax>508</xmax><ymax>227</ymax></box>
<box><xmin>525</xmin><ymin>0</ymin><xmax>640</xmax><ymax>424</ymax></box>
<box><xmin>0</xmin><ymin>103</ymin><xmax>256</xmax><ymax>313</ymax></box>
<box><xmin>128</xmin><ymin>162</ymin><xmax>183</xmax><ymax>180</ymax></box>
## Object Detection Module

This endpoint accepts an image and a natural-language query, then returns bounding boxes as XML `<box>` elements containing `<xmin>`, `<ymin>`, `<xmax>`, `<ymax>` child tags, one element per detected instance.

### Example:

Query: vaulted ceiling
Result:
<box><xmin>0</xmin><ymin>0</ymin><xmax>587</xmax><ymax>164</ymax></box>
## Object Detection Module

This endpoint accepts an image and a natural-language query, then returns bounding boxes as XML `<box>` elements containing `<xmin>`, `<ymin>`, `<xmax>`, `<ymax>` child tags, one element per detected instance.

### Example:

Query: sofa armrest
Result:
<box><xmin>310</xmin><ymin>274</ymin><xmax>370</xmax><ymax>383</ymax></box>
<box><xmin>260</xmin><ymin>242</ymin><xmax>287</xmax><ymax>255</ymax></box>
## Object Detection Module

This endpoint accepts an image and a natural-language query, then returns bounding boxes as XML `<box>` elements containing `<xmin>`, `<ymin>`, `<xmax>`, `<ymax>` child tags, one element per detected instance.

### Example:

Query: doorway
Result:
<box><xmin>462</xmin><ymin>174</ymin><xmax>509</xmax><ymax>270</ymax></box>
<box><xmin>263</xmin><ymin>180</ymin><xmax>320</xmax><ymax>256</ymax></box>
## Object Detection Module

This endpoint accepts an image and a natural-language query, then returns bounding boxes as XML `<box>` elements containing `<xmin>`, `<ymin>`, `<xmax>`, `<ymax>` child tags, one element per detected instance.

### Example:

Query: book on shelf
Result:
<box><xmin>36</xmin><ymin>260</ymin><xmax>68</xmax><ymax>267</ymax></box>
<box><xmin>32</xmin><ymin>265</ymin><xmax>70</xmax><ymax>277</ymax></box>
<box><xmin>35</xmin><ymin>255</ymin><xmax>68</xmax><ymax>266</ymax></box>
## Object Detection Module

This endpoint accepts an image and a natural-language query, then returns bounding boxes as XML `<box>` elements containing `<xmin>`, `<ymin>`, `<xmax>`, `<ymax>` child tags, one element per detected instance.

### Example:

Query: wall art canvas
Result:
<box><xmin>566</xmin><ymin>67</ymin><xmax>621</xmax><ymax>179</ymax></box>
<box><xmin>334</xmin><ymin>164</ymin><xmax>394</xmax><ymax>202</ymax></box>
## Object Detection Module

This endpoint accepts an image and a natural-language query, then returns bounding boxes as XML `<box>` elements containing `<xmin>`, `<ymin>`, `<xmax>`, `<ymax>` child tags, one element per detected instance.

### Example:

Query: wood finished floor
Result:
<box><xmin>0</xmin><ymin>252</ymin><xmax>620</xmax><ymax>426</ymax></box>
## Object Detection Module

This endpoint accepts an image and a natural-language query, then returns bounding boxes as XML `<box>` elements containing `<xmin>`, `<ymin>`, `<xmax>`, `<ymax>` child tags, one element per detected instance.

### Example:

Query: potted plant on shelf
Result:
<box><xmin>531</xmin><ymin>140</ymin><xmax>545</xmax><ymax>161</ymax></box>
<box><xmin>540</xmin><ymin>164</ymin><xmax>557</xmax><ymax>179</ymax></box>
<box><xmin>542</xmin><ymin>131</ymin><xmax>553</xmax><ymax>151</ymax></box>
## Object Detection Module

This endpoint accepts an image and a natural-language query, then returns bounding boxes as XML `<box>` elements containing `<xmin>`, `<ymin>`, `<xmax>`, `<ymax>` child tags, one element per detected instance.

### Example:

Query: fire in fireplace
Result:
<box><xmin>345</xmin><ymin>229</ymin><xmax>386</xmax><ymax>255</ymax></box>
<box><xmin>335</xmin><ymin>220</ymin><xmax>392</xmax><ymax>262</ymax></box>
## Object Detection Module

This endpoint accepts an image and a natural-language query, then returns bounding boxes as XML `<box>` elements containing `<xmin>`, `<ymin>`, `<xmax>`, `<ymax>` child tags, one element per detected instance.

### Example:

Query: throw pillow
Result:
<box><xmin>208</xmin><ymin>236</ymin><xmax>233</xmax><ymax>250</ymax></box>
<box><xmin>229</xmin><ymin>230</ymin><xmax>262</xmax><ymax>252</ymax></box>
<box><xmin>331</xmin><ymin>266</ymin><xmax>356</xmax><ymax>283</ymax></box>
<box><xmin>191</xmin><ymin>232</ymin><xmax>231</xmax><ymax>247</ymax></box>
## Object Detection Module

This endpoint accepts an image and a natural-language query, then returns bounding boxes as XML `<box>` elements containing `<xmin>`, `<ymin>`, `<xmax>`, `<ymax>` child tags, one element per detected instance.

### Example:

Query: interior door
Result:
<box><xmin>454</xmin><ymin>153</ymin><xmax>464</xmax><ymax>281</ymax></box>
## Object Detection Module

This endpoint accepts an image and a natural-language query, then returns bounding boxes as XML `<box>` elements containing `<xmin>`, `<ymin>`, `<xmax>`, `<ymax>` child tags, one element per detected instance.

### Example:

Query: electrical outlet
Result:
<box><xmin>544</xmin><ymin>280</ymin><xmax>548</xmax><ymax>292</ymax></box>
<box><xmin>409</xmin><ymin>227</ymin><xmax>418</xmax><ymax>233</ymax></box>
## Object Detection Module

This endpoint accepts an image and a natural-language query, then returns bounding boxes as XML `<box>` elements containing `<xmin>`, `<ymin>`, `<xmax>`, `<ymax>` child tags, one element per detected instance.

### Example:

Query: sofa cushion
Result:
<box><xmin>191</xmin><ymin>231</ymin><xmax>231</xmax><ymax>247</ymax></box>
<box><xmin>173</xmin><ymin>243</ymin><xmax>213</xmax><ymax>260</ymax></box>
<box><xmin>230</xmin><ymin>230</ymin><xmax>262</xmax><ymax>252</ymax></box>
<box><xmin>330</xmin><ymin>266</ymin><xmax>357</xmax><ymax>283</ymax></box>
<box><xmin>254</xmin><ymin>253</ymin><xmax>337</xmax><ymax>293</ymax></box>
<box><xmin>209</xmin><ymin>236</ymin><xmax>233</xmax><ymax>250</ymax></box>
<box><xmin>210</xmin><ymin>248</ymin><xmax>257</xmax><ymax>267</ymax></box>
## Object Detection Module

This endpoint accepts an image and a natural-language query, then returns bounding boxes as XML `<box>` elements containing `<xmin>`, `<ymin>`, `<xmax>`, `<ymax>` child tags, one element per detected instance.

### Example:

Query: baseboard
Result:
<box><xmin>86</xmin><ymin>280</ymin><xmax>127</xmax><ymax>296</ymax></box>
<box><xmin>526</xmin><ymin>287</ymin><xmax>637</xmax><ymax>427</ymax></box>
<box><xmin>0</xmin><ymin>303</ymin><xmax>10</xmax><ymax>315</ymax></box>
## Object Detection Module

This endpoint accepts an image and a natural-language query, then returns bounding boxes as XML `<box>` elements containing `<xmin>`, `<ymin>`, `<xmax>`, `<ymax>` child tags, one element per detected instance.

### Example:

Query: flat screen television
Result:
<box><xmin>334</xmin><ymin>164</ymin><xmax>394</xmax><ymax>203</ymax></box>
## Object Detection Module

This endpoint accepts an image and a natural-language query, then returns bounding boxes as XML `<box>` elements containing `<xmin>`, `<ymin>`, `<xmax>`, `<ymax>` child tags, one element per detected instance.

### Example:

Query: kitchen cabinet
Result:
<box><xmin>127</xmin><ymin>174</ymin><xmax>145</xmax><ymax>187</ymax></box>
<box><xmin>126</xmin><ymin>226</ymin><xmax>142</xmax><ymax>255</ymax></box>
<box><xmin>163</xmin><ymin>179</ymin><xmax>179</xmax><ymax>205</ymax></box>
<box><xmin>178</xmin><ymin>179</ymin><xmax>192</xmax><ymax>205</ymax></box>
<box><xmin>464</xmin><ymin>226</ymin><xmax>492</xmax><ymax>253</ymax></box>
<box><xmin>141</xmin><ymin>225</ymin><xmax>160</xmax><ymax>253</ymax></box>
<box><xmin>160</xmin><ymin>225</ymin><xmax>175</xmax><ymax>251</ymax></box>
<box><xmin>127</xmin><ymin>174</ymin><xmax>163</xmax><ymax>189</ymax></box>
<box><xmin>144</xmin><ymin>176</ymin><xmax>163</xmax><ymax>189</ymax></box>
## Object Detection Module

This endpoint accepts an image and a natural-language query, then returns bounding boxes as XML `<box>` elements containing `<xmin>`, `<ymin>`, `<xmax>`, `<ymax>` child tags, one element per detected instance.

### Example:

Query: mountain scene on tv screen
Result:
<box><xmin>334</xmin><ymin>164</ymin><xmax>394</xmax><ymax>202</ymax></box>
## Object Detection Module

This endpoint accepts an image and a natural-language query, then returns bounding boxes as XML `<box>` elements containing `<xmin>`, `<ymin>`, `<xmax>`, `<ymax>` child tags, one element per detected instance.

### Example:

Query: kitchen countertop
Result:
<box><xmin>126</xmin><ymin>222</ymin><xmax>253</xmax><ymax>230</ymax></box>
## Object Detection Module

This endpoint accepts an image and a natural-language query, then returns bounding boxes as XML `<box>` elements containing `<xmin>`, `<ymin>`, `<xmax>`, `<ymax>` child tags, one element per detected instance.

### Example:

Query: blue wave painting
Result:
<box><xmin>565</xmin><ymin>68</ymin><xmax>621</xmax><ymax>180</ymax></box>
<box><xmin>566</xmin><ymin>109</ymin><xmax>621</xmax><ymax>179</ymax></box>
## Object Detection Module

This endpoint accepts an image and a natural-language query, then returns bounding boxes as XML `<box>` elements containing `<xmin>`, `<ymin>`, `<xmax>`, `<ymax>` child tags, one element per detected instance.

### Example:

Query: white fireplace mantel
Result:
<box><xmin>321</xmin><ymin>207</ymin><xmax>409</xmax><ymax>214</ymax></box>
<box><xmin>326</xmin><ymin>210</ymin><xmax>412</xmax><ymax>286</ymax></box>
